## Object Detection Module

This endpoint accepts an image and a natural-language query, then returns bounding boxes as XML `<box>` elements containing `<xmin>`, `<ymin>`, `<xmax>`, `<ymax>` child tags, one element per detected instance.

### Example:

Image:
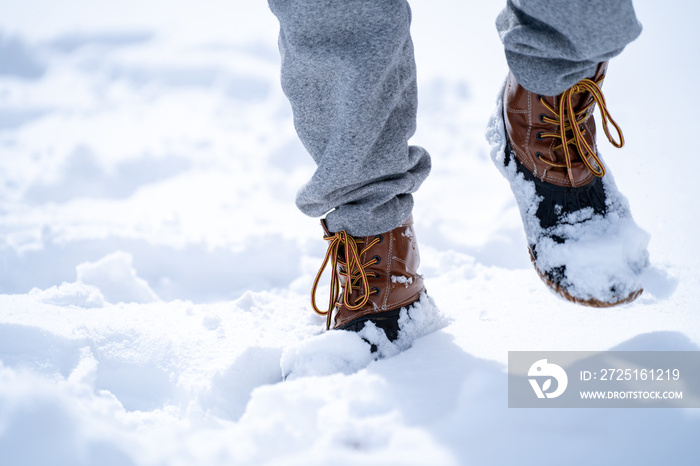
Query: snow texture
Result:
<box><xmin>391</xmin><ymin>275</ymin><xmax>414</xmax><ymax>286</ymax></box>
<box><xmin>0</xmin><ymin>1</ymin><xmax>699</xmax><ymax>465</ymax></box>
<box><xmin>282</xmin><ymin>293</ymin><xmax>448</xmax><ymax>379</ymax></box>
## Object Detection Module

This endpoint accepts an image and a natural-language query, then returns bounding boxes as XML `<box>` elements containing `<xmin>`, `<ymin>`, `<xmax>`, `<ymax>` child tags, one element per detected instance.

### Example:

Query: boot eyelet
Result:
<box><xmin>375</xmin><ymin>234</ymin><xmax>383</xmax><ymax>244</ymax></box>
<box><xmin>537</xmin><ymin>95</ymin><xmax>545</xmax><ymax>103</ymax></box>
<box><xmin>371</xmin><ymin>255</ymin><xmax>381</xmax><ymax>265</ymax></box>
<box><xmin>371</xmin><ymin>287</ymin><xmax>381</xmax><ymax>295</ymax></box>
<box><xmin>536</xmin><ymin>152</ymin><xmax>544</xmax><ymax>159</ymax></box>
<box><xmin>536</xmin><ymin>131</ymin><xmax>544</xmax><ymax>140</ymax></box>
<box><xmin>539</xmin><ymin>113</ymin><xmax>547</xmax><ymax>123</ymax></box>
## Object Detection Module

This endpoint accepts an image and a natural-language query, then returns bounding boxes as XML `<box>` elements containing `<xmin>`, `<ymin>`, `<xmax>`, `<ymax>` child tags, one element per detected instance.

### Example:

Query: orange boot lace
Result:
<box><xmin>537</xmin><ymin>75</ymin><xmax>625</xmax><ymax>185</ymax></box>
<box><xmin>311</xmin><ymin>222</ymin><xmax>381</xmax><ymax>330</ymax></box>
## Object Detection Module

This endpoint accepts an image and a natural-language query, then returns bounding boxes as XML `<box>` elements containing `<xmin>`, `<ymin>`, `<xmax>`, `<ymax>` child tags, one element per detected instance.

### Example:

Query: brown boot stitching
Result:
<box><xmin>383</xmin><ymin>231</ymin><xmax>394</xmax><ymax>309</ymax></box>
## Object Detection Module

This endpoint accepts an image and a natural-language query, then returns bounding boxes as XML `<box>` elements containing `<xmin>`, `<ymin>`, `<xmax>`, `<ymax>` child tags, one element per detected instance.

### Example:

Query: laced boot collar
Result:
<box><xmin>311</xmin><ymin>220</ymin><xmax>381</xmax><ymax>330</ymax></box>
<box><xmin>537</xmin><ymin>68</ymin><xmax>625</xmax><ymax>186</ymax></box>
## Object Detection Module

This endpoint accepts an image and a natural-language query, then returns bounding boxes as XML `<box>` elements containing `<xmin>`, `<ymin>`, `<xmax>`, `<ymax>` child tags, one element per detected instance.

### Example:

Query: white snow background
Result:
<box><xmin>0</xmin><ymin>1</ymin><xmax>698</xmax><ymax>465</ymax></box>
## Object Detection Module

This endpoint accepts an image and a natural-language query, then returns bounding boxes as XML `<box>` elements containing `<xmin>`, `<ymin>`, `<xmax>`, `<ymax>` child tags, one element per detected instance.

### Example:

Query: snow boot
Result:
<box><xmin>311</xmin><ymin>215</ymin><xmax>425</xmax><ymax>340</ymax></box>
<box><xmin>498</xmin><ymin>61</ymin><xmax>648</xmax><ymax>306</ymax></box>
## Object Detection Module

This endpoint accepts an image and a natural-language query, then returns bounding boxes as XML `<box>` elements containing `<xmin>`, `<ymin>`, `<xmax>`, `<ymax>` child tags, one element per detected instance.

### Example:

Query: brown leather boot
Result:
<box><xmin>504</xmin><ymin>62</ymin><xmax>621</xmax><ymax>189</ymax></box>
<box><xmin>311</xmin><ymin>215</ymin><xmax>425</xmax><ymax>340</ymax></box>
<box><xmin>502</xmin><ymin>62</ymin><xmax>645</xmax><ymax>306</ymax></box>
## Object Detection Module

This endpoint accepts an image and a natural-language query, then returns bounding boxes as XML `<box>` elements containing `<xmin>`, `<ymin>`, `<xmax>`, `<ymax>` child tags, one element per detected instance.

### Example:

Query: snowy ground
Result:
<box><xmin>0</xmin><ymin>1</ymin><xmax>698</xmax><ymax>465</ymax></box>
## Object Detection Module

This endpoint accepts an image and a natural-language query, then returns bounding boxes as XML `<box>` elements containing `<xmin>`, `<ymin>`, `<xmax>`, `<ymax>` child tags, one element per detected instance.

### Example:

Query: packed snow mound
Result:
<box><xmin>29</xmin><ymin>281</ymin><xmax>106</xmax><ymax>308</ymax></box>
<box><xmin>76</xmin><ymin>251</ymin><xmax>160</xmax><ymax>304</ymax></box>
<box><xmin>28</xmin><ymin>251</ymin><xmax>159</xmax><ymax>307</ymax></box>
<box><xmin>486</xmin><ymin>87</ymin><xmax>649</xmax><ymax>304</ymax></box>
<box><xmin>282</xmin><ymin>293</ymin><xmax>449</xmax><ymax>379</ymax></box>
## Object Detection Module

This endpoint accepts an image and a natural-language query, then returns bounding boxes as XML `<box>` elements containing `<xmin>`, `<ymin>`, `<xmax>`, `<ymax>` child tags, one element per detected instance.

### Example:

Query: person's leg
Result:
<box><xmin>269</xmin><ymin>0</ymin><xmax>429</xmax><ymax>337</ymax></box>
<box><xmin>491</xmin><ymin>0</ymin><xmax>649</xmax><ymax>307</ymax></box>
<box><xmin>269</xmin><ymin>0</ymin><xmax>430</xmax><ymax>237</ymax></box>
<box><xmin>496</xmin><ymin>0</ymin><xmax>642</xmax><ymax>95</ymax></box>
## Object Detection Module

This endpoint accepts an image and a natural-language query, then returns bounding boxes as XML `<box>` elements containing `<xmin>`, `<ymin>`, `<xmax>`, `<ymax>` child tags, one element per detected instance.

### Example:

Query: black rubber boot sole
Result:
<box><xmin>337</xmin><ymin>307</ymin><xmax>405</xmax><ymax>349</ymax></box>
<box><xmin>504</xmin><ymin>141</ymin><xmax>608</xmax><ymax>231</ymax></box>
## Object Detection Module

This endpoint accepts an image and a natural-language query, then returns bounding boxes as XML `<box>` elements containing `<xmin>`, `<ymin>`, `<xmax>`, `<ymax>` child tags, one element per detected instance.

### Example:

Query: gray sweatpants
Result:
<box><xmin>268</xmin><ymin>0</ymin><xmax>642</xmax><ymax>236</ymax></box>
